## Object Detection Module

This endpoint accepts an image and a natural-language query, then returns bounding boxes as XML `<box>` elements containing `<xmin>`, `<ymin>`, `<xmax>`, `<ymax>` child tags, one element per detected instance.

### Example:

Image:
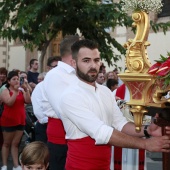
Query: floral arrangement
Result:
<box><xmin>148</xmin><ymin>52</ymin><xmax>170</xmax><ymax>88</ymax></box>
<box><xmin>121</xmin><ymin>0</ymin><xmax>163</xmax><ymax>13</ymax></box>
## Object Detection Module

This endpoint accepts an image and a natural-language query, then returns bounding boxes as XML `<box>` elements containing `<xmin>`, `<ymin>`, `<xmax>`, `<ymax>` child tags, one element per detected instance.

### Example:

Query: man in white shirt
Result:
<box><xmin>31</xmin><ymin>56</ymin><xmax>61</xmax><ymax>143</ymax></box>
<box><xmin>59</xmin><ymin>39</ymin><xmax>170</xmax><ymax>170</ymax></box>
<box><xmin>43</xmin><ymin>35</ymin><xmax>79</xmax><ymax>170</ymax></box>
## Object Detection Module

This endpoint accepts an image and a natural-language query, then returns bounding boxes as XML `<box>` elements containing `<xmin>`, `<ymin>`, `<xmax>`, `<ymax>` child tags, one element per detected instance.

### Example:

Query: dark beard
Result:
<box><xmin>77</xmin><ymin>66</ymin><xmax>98</xmax><ymax>83</ymax></box>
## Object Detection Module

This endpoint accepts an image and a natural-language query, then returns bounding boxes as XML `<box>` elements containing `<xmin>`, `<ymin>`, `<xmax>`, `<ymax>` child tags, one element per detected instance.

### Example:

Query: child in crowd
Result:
<box><xmin>20</xmin><ymin>141</ymin><xmax>49</xmax><ymax>170</ymax></box>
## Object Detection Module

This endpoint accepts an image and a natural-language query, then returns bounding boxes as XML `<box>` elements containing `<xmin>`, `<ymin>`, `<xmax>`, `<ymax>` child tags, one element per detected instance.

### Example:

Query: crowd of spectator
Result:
<box><xmin>0</xmin><ymin>36</ymin><xmax>165</xmax><ymax>170</ymax></box>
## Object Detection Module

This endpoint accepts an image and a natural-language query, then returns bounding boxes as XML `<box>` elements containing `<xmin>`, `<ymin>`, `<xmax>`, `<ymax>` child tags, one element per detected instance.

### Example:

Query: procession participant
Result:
<box><xmin>43</xmin><ymin>35</ymin><xmax>80</xmax><ymax>170</ymax></box>
<box><xmin>59</xmin><ymin>39</ymin><xmax>170</xmax><ymax>170</ymax></box>
<box><xmin>31</xmin><ymin>56</ymin><xmax>61</xmax><ymax>144</ymax></box>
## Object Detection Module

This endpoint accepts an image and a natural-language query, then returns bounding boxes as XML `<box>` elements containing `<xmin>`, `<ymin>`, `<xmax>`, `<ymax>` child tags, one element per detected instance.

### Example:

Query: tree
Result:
<box><xmin>0</xmin><ymin>0</ymin><xmax>169</xmax><ymax>71</ymax></box>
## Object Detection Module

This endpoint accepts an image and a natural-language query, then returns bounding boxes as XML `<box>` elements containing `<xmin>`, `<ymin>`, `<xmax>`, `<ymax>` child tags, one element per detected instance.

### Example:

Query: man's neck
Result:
<box><xmin>30</xmin><ymin>68</ymin><xmax>38</xmax><ymax>73</ymax></box>
<box><xmin>79</xmin><ymin>77</ymin><xmax>96</xmax><ymax>87</ymax></box>
<box><xmin>61</xmin><ymin>55</ymin><xmax>75</xmax><ymax>68</ymax></box>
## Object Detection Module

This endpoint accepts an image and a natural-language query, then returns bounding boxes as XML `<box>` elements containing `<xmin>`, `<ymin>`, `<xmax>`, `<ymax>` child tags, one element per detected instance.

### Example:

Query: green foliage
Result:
<box><xmin>150</xmin><ymin>21</ymin><xmax>170</xmax><ymax>34</ymax></box>
<box><xmin>0</xmin><ymin>0</ymin><xmax>169</xmax><ymax>67</ymax></box>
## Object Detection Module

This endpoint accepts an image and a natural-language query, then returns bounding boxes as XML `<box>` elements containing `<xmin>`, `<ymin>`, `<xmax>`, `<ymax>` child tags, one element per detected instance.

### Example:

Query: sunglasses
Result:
<box><xmin>50</xmin><ymin>65</ymin><xmax>58</xmax><ymax>68</ymax></box>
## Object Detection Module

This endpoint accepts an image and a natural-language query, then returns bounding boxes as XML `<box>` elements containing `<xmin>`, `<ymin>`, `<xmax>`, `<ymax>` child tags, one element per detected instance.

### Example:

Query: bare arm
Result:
<box><xmin>121</xmin><ymin>122</ymin><xmax>145</xmax><ymax>137</ymax></box>
<box><xmin>108</xmin><ymin>129</ymin><xmax>170</xmax><ymax>152</ymax></box>
<box><xmin>1</xmin><ymin>88</ymin><xmax>18</xmax><ymax>106</ymax></box>
<box><xmin>22</xmin><ymin>90</ymin><xmax>31</xmax><ymax>104</ymax></box>
<box><xmin>21</xmin><ymin>80</ymin><xmax>31</xmax><ymax>104</ymax></box>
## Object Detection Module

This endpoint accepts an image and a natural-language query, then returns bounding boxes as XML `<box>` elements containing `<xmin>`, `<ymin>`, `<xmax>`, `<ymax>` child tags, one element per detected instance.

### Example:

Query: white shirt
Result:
<box><xmin>59</xmin><ymin>80</ymin><xmax>128</xmax><ymax>145</ymax></box>
<box><xmin>43</xmin><ymin>61</ymin><xmax>78</xmax><ymax>118</ymax></box>
<box><xmin>31</xmin><ymin>82</ymin><xmax>48</xmax><ymax>124</ymax></box>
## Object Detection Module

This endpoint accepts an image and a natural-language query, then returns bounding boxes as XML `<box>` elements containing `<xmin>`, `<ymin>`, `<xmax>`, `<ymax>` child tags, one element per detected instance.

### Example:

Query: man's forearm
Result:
<box><xmin>121</xmin><ymin>122</ymin><xmax>146</xmax><ymax>137</ymax></box>
<box><xmin>108</xmin><ymin>128</ymin><xmax>145</xmax><ymax>149</ymax></box>
<box><xmin>108</xmin><ymin>128</ymin><xmax>170</xmax><ymax>153</ymax></box>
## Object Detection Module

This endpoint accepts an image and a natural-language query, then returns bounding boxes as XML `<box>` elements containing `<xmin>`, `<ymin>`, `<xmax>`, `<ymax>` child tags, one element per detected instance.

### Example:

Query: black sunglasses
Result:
<box><xmin>50</xmin><ymin>65</ymin><xmax>58</xmax><ymax>68</ymax></box>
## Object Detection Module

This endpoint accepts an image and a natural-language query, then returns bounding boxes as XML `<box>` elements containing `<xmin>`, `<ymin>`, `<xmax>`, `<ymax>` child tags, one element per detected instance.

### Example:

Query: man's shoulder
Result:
<box><xmin>27</xmin><ymin>71</ymin><xmax>39</xmax><ymax>75</ymax></box>
<box><xmin>61</xmin><ymin>82</ymin><xmax>80</xmax><ymax>98</ymax></box>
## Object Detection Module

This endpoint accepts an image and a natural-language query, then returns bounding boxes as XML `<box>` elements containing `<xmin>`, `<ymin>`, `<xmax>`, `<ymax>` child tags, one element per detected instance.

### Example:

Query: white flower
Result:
<box><xmin>121</xmin><ymin>0</ymin><xmax>163</xmax><ymax>13</ymax></box>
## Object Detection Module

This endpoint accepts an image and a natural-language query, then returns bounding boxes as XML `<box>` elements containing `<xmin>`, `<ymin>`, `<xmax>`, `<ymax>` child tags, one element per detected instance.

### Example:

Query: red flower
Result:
<box><xmin>148</xmin><ymin>62</ymin><xmax>161</xmax><ymax>75</ymax></box>
<box><xmin>156</xmin><ymin>57</ymin><xmax>170</xmax><ymax>76</ymax></box>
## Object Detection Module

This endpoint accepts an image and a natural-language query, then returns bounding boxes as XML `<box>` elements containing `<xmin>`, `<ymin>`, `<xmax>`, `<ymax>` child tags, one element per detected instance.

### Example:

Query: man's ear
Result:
<box><xmin>46</xmin><ymin>163</ymin><xmax>49</xmax><ymax>169</ymax></box>
<box><xmin>20</xmin><ymin>162</ymin><xmax>24</xmax><ymax>169</ymax></box>
<box><xmin>71</xmin><ymin>59</ymin><xmax>76</xmax><ymax>69</ymax></box>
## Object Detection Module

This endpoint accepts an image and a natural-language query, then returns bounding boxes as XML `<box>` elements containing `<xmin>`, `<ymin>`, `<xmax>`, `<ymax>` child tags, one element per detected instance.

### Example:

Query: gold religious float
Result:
<box><xmin>118</xmin><ymin>4</ymin><xmax>170</xmax><ymax>170</ymax></box>
<box><xmin>119</xmin><ymin>11</ymin><xmax>155</xmax><ymax>131</ymax></box>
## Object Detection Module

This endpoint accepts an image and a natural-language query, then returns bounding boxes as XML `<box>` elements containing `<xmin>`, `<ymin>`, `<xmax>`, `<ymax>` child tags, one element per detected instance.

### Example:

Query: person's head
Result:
<box><xmin>96</xmin><ymin>71</ymin><xmax>105</xmax><ymax>85</ymax></box>
<box><xmin>20</xmin><ymin>141</ymin><xmax>49</xmax><ymax>170</ymax></box>
<box><xmin>60</xmin><ymin>35</ymin><xmax>80</xmax><ymax>67</ymax></box>
<box><xmin>47</xmin><ymin>56</ymin><xmax>61</xmax><ymax>71</ymax></box>
<box><xmin>100</xmin><ymin>63</ymin><xmax>106</xmax><ymax>74</ymax></box>
<box><xmin>12</xmin><ymin>69</ymin><xmax>20</xmax><ymax>76</ymax></box>
<box><xmin>6</xmin><ymin>71</ymin><xmax>19</xmax><ymax>88</ymax></box>
<box><xmin>106</xmin><ymin>79</ymin><xmax>118</xmax><ymax>92</ymax></box>
<box><xmin>29</xmin><ymin>59</ymin><xmax>39</xmax><ymax>71</ymax></box>
<box><xmin>71</xmin><ymin>39</ymin><xmax>101</xmax><ymax>85</ymax></box>
<box><xmin>20</xmin><ymin>71</ymin><xmax>28</xmax><ymax>79</ymax></box>
<box><xmin>37</xmin><ymin>72</ymin><xmax>47</xmax><ymax>83</ymax></box>
<box><xmin>113</xmin><ymin>68</ymin><xmax>119</xmax><ymax>74</ymax></box>
<box><xmin>0</xmin><ymin>67</ymin><xmax>8</xmax><ymax>82</ymax></box>
<box><xmin>106</xmin><ymin>71</ymin><xmax>115</xmax><ymax>81</ymax></box>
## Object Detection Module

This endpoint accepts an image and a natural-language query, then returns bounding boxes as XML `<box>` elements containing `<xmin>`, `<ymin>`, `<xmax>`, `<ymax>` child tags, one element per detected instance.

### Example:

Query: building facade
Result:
<box><xmin>0</xmin><ymin>1</ymin><xmax>169</xmax><ymax>73</ymax></box>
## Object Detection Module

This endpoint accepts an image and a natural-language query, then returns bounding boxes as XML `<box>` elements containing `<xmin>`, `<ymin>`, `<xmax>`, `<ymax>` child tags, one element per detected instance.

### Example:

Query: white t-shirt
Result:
<box><xmin>59</xmin><ymin>80</ymin><xmax>128</xmax><ymax>145</ymax></box>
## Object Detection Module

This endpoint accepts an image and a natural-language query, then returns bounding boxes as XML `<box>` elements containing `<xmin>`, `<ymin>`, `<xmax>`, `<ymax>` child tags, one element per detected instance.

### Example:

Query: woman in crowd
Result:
<box><xmin>0</xmin><ymin>71</ymin><xmax>31</xmax><ymax>170</ymax></box>
<box><xmin>103</xmin><ymin>71</ymin><xmax>116</xmax><ymax>86</ymax></box>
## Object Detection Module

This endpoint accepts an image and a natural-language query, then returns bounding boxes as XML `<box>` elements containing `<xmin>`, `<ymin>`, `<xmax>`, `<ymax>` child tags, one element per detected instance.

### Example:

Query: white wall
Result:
<box><xmin>103</xmin><ymin>30</ymin><xmax>170</xmax><ymax>73</ymax></box>
<box><xmin>148</xmin><ymin>31</ymin><xmax>170</xmax><ymax>64</ymax></box>
<box><xmin>8</xmin><ymin>46</ymin><xmax>26</xmax><ymax>71</ymax></box>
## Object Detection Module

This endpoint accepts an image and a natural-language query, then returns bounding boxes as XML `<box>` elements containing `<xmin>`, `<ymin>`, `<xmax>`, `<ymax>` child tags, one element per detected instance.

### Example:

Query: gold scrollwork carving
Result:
<box><xmin>124</xmin><ymin>11</ymin><xmax>151</xmax><ymax>74</ymax></box>
<box><xmin>130</xmin><ymin>105</ymin><xmax>148</xmax><ymax>131</ymax></box>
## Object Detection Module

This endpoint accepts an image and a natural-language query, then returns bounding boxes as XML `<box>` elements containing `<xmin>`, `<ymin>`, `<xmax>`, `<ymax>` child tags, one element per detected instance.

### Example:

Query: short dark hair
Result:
<box><xmin>29</xmin><ymin>59</ymin><xmax>38</xmax><ymax>68</ymax></box>
<box><xmin>60</xmin><ymin>35</ymin><xmax>80</xmax><ymax>57</ymax></box>
<box><xmin>0</xmin><ymin>67</ymin><xmax>8</xmax><ymax>76</ymax></box>
<box><xmin>6</xmin><ymin>71</ymin><xmax>19</xmax><ymax>88</ymax></box>
<box><xmin>100</xmin><ymin>63</ymin><xmax>106</xmax><ymax>71</ymax></box>
<box><xmin>71</xmin><ymin>39</ymin><xmax>98</xmax><ymax>61</ymax></box>
<box><xmin>47</xmin><ymin>56</ymin><xmax>61</xmax><ymax>67</ymax></box>
<box><xmin>106</xmin><ymin>79</ymin><xmax>118</xmax><ymax>90</ymax></box>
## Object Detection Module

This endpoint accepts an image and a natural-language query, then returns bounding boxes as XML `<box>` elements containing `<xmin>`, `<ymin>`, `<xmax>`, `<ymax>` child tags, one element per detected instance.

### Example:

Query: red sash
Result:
<box><xmin>47</xmin><ymin>118</ymin><xmax>67</xmax><ymax>144</ymax></box>
<box><xmin>114</xmin><ymin>84</ymin><xmax>145</xmax><ymax>170</ymax></box>
<box><xmin>66</xmin><ymin>137</ymin><xmax>111</xmax><ymax>170</ymax></box>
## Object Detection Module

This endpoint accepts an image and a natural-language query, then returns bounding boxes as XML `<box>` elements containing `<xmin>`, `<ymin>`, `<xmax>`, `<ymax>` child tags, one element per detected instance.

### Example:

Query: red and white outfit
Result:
<box><xmin>43</xmin><ymin>61</ymin><xmax>78</xmax><ymax>143</ymax></box>
<box><xmin>43</xmin><ymin>61</ymin><xmax>78</xmax><ymax>169</ymax></box>
<box><xmin>0</xmin><ymin>90</ymin><xmax>26</xmax><ymax>127</ymax></box>
<box><xmin>111</xmin><ymin>84</ymin><xmax>146</xmax><ymax>170</ymax></box>
<box><xmin>59</xmin><ymin>80</ymin><xmax>128</xmax><ymax>170</ymax></box>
